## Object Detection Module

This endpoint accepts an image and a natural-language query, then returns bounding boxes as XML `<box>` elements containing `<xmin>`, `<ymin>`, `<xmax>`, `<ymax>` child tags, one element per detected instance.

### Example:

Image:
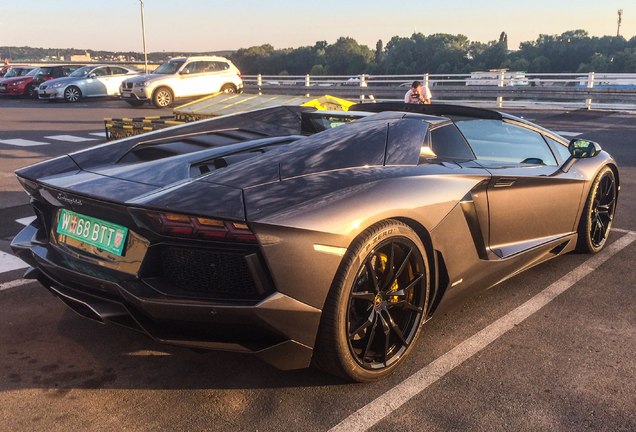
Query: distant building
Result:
<box><xmin>70</xmin><ymin>53</ymin><xmax>91</xmax><ymax>62</ymax></box>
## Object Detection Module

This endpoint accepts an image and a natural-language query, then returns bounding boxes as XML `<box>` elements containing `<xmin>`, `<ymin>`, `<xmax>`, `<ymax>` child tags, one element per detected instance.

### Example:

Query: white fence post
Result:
<box><xmin>359</xmin><ymin>74</ymin><xmax>366</xmax><ymax>102</ymax></box>
<box><xmin>423</xmin><ymin>73</ymin><xmax>430</xmax><ymax>102</ymax></box>
<box><xmin>497</xmin><ymin>70</ymin><xmax>505</xmax><ymax>108</ymax></box>
<box><xmin>257</xmin><ymin>74</ymin><xmax>262</xmax><ymax>95</ymax></box>
<box><xmin>586</xmin><ymin>71</ymin><xmax>595</xmax><ymax>110</ymax></box>
<box><xmin>305</xmin><ymin>74</ymin><xmax>311</xmax><ymax>97</ymax></box>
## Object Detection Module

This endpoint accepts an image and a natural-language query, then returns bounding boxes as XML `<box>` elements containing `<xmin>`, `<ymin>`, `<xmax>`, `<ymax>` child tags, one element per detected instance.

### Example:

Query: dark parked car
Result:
<box><xmin>0</xmin><ymin>64</ymin><xmax>82</xmax><ymax>98</ymax></box>
<box><xmin>11</xmin><ymin>103</ymin><xmax>619</xmax><ymax>381</ymax></box>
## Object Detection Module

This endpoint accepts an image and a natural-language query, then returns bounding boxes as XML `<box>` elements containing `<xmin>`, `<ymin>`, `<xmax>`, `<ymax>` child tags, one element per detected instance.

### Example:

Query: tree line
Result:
<box><xmin>3</xmin><ymin>29</ymin><xmax>636</xmax><ymax>75</ymax></box>
<box><xmin>232</xmin><ymin>30</ymin><xmax>636</xmax><ymax>75</ymax></box>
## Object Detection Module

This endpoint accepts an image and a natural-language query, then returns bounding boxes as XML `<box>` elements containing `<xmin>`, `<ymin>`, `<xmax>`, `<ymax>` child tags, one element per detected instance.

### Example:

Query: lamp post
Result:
<box><xmin>139</xmin><ymin>0</ymin><xmax>148</xmax><ymax>73</ymax></box>
<box><xmin>617</xmin><ymin>9</ymin><xmax>623</xmax><ymax>37</ymax></box>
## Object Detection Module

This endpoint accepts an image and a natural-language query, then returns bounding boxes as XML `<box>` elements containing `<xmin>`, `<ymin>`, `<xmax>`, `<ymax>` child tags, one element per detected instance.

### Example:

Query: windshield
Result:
<box><xmin>69</xmin><ymin>66</ymin><xmax>94</xmax><ymax>77</ymax></box>
<box><xmin>4</xmin><ymin>68</ymin><xmax>26</xmax><ymax>78</ymax></box>
<box><xmin>32</xmin><ymin>67</ymin><xmax>52</xmax><ymax>77</ymax></box>
<box><xmin>152</xmin><ymin>60</ymin><xmax>185</xmax><ymax>75</ymax></box>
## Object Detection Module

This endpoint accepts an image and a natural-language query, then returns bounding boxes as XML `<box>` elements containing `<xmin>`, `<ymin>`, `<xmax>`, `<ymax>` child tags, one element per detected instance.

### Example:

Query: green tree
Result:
<box><xmin>325</xmin><ymin>37</ymin><xmax>374</xmax><ymax>74</ymax></box>
<box><xmin>375</xmin><ymin>39</ymin><xmax>384</xmax><ymax>65</ymax></box>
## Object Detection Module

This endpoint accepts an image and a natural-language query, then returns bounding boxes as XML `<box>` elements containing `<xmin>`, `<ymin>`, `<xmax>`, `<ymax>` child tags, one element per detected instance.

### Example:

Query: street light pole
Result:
<box><xmin>140</xmin><ymin>0</ymin><xmax>148</xmax><ymax>73</ymax></box>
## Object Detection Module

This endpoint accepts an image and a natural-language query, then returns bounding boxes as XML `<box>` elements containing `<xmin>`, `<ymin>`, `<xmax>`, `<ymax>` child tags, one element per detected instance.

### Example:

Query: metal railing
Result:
<box><xmin>243</xmin><ymin>72</ymin><xmax>636</xmax><ymax>110</ymax></box>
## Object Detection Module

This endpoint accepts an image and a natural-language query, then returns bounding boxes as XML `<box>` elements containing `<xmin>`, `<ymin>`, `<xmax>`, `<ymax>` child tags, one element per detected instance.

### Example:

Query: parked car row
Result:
<box><xmin>0</xmin><ymin>64</ymin><xmax>80</xmax><ymax>98</ymax></box>
<box><xmin>0</xmin><ymin>56</ymin><xmax>243</xmax><ymax>108</ymax></box>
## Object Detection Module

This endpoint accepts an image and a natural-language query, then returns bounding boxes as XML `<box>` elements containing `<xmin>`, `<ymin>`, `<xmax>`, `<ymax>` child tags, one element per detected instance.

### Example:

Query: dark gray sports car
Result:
<box><xmin>11</xmin><ymin>103</ymin><xmax>619</xmax><ymax>381</ymax></box>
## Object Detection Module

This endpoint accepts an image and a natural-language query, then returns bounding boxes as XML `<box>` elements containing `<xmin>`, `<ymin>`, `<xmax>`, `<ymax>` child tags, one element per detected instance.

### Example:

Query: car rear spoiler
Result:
<box><xmin>349</xmin><ymin>102</ymin><xmax>503</xmax><ymax>120</ymax></box>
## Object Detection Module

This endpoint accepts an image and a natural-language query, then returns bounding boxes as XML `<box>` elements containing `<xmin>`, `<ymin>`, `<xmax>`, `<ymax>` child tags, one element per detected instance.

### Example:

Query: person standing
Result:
<box><xmin>404</xmin><ymin>80</ymin><xmax>432</xmax><ymax>104</ymax></box>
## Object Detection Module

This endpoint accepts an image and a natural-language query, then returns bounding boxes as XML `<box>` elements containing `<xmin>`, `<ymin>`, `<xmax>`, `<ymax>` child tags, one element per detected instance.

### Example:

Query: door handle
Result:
<box><xmin>494</xmin><ymin>177</ymin><xmax>517</xmax><ymax>187</ymax></box>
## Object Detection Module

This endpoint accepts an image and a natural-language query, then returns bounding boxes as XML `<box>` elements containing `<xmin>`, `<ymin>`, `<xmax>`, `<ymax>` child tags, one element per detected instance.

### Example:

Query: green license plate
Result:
<box><xmin>56</xmin><ymin>209</ymin><xmax>128</xmax><ymax>256</ymax></box>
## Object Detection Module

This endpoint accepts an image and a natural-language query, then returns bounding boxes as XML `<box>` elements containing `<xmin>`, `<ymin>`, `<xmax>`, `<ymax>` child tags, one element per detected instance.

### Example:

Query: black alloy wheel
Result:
<box><xmin>576</xmin><ymin>166</ymin><xmax>617</xmax><ymax>253</ymax></box>
<box><xmin>25</xmin><ymin>84</ymin><xmax>38</xmax><ymax>99</ymax></box>
<box><xmin>347</xmin><ymin>237</ymin><xmax>427</xmax><ymax>369</ymax></box>
<box><xmin>314</xmin><ymin>220</ymin><xmax>430</xmax><ymax>382</ymax></box>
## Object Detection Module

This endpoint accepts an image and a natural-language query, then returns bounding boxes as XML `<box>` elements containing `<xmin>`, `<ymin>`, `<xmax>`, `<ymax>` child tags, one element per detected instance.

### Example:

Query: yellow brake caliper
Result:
<box><xmin>379</xmin><ymin>253</ymin><xmax>400</xmax><ymax>303</ymax></box>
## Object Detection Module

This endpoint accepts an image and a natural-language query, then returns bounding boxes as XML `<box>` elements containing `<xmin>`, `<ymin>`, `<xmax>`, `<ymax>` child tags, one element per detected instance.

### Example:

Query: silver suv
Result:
<box><xmin>120</xmin><ymin>56</ymin><xmax>243</xmax><ymax>108</ymax></box>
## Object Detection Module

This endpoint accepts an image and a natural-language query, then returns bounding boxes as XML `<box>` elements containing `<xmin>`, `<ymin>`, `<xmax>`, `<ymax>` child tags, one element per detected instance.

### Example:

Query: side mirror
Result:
<box><xmin>88</xmin><ymin>73</ymin><xmax>97</xmax><ymax>78</ymax></box>
<box><xmin>569</xmin><ymin>139</ymin><xmax>601</xmax><ymax>159</ymax></box>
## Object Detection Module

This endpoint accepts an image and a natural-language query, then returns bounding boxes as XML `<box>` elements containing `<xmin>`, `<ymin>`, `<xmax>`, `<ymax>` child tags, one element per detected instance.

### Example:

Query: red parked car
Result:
<box><xmin>0</xmin><ymin>64</ymin><xmax>82</xmax><ymax>98</ymax></box>
<box><xmin>0</xmin><ymin>66</ymin><xmax>34</xmax><ymax>83</ymax></box>
<box><xmin>0</xmin><ymin>64</ymin><xmax>31</xmax><ymax>77</ymax></box>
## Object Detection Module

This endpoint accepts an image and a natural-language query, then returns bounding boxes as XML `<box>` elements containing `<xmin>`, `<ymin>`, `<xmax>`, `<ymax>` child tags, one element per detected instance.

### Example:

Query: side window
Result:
<box><xmin>93</xmin><ymin>67</ymin><xmax>110</xmax><ymax>77</ymax></box>
<box><xmin>455</xmin><ymin>119</ymin><xmax>558</xmax><ymax>167</ymax></box>
<box><xmin>200</xmin><ymin>61</ymin><xmax>217</xmax><ymax>73</ymax></box>
<box><xmin>545</xmin><ymin>136</ymin><xmax>571</xmax><ymax>164</ymax></box>
<box><xmin>110</xmin><ymin>67</ymin><xmax>128</xmax><ymax>75</ymax></box>
<box><xmin>430</xmin><ymin>124</ymin><xmax>475</xmax><ymax>160</ymax></box>
<box><xmin>211</xmin><ymin>61</ymin><xmax>230</xmax><ymax>71</ymax></box>
<box><xmin>62</xmin><ymin>67</ymin><xmax>79</xmax><ymax>77</ymax></box>
<box><xmin>186</xmin><ymin>61</ymin><xmax>206</xmax><ymax>74</ymax></box>
<box><xmin>182</xmin><ymin>62</ymin><xmax>197</xmax><ymax>74</ymax></box>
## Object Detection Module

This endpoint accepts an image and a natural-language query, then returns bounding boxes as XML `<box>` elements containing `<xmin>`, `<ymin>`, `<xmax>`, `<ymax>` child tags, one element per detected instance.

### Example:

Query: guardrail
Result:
<box><xmin>243</xmin><ymin>72</ymin><xmax>636</xmax><ymax>110</ymax></box>
<box><xmin>9</xmin><ymin>60</ymin><xmax>160</xmax><ymax>71</ymax></box>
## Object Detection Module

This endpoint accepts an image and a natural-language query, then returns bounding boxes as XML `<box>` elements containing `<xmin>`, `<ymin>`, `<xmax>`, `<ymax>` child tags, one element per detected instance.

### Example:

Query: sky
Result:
<box><xmin>1</xmin><ymin>0</ymin><xmax>633</xmax><ymax>53</ymax></box>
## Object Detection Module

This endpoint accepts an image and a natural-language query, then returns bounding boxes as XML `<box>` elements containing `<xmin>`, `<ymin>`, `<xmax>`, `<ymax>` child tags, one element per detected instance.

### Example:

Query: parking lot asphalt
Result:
<box><xmin>0</xmin><ymin>97</ymin><xmax>635</xmax><ymax>431</ymax></box>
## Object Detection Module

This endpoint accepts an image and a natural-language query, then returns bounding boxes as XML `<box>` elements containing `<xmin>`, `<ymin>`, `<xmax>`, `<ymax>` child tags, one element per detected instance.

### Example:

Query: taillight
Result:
<box><xmin>142</xmin><ymin>211</ymin><xmax>257</xmax><ymax>243</ymax></box>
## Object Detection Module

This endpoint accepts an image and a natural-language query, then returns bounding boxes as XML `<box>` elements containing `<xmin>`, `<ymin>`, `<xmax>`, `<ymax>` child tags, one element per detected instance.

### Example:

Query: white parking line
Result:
<box><xmin>89</xmin><ymin>132</ymin><xmax>107</xmax><ymax>138</ymax></box>
<box><xmin>0</xmin><ymin>138</ymin><xmax>49</xmax><ymax>147</ymax></box>
<box><xmin>330</xmin><ymin>231</ymin><xmax>636</xmax><ymax>432</ymax></box>
<box><xmin>0</xmin><ymin>251</ymin><xmax>28</xmax><ymax>273</ymax></box>
<box><xmin>44</xmin><ymin>134</ymin><xmax>97</xmax><ymax>143</ymax></box>
<box><xmin>0</xmin><ymin>278</ymin><xmax>34</xmax><ymax>292</ymax></box>
<box><xmin>612</xmin><ymin>227</ymin><xmax>633</xmax><ymax>234</ymax></box>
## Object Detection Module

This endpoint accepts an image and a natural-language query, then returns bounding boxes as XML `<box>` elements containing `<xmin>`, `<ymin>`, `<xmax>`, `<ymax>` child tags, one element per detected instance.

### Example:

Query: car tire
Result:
<box><xmin>220</xmin><ymin>84</ymin><xmax>236</xmax><ymax>94</ymax></box>
<box><xmin>313</xmin><ymin>219</ymin><xmax>430</xmax><ymax>382</ymax></box>
<box><xmin>152</xmin><ymin>87</ymin><xmax>173</xmax><ymax>108</ymax></box>
<box><xmin>63</xmin><ymin>86</ymin><xmax>82</xmax><ymax>103</ymax></box>
<box><xmin>125</xmin><ymin>100</ymin><xmax>145</xmax><ymax>107</ymax></box>
<box><xmin>575</xmin><ymin>166</ymin><xmax>617</xmax><ymax>253</ymax></box>
<box><xmin>25</xmin><ymin>84</ymin><xmax>38</xmax><ymax>99</ymax></box>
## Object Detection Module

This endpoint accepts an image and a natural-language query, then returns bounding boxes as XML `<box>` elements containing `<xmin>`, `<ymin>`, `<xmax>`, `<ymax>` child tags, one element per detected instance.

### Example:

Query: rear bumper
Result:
<box><xmin>11</xmin><ymin>221</ymin><xmax>321</xmax><ymax>370</ymax></box>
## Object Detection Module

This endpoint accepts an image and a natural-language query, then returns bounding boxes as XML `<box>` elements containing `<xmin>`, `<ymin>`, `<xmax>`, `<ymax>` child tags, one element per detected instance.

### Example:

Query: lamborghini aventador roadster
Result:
<box><xmin>11</xmin><ymin>103</ymin><xmax>619</xmax><ymax>382</ymax></box>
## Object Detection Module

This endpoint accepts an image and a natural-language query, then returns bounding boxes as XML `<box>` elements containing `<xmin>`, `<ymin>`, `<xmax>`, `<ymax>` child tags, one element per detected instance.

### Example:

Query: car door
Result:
<box><xmin>205</xmin><ymin>61</ymin><xmax>231</xmax><ymax>93</ymax></box>
<box><xmin>106</xmin><ymin>67</ymin><xmax>131</xmax><ymax>95</ymax></box>
<box><xmin>83</xmin><ymin>66</ymin><xmax>110</xmax><ymax>96</ymax></box>
<box><xmin>176</xmin><ymin>61</ymin><xmax>208</xmax><ymax>97</ymax></box>
<box><xmin>456</xmin><ymin>118</ymin><xmax>585</xmax><ymax>258</ymax></box>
